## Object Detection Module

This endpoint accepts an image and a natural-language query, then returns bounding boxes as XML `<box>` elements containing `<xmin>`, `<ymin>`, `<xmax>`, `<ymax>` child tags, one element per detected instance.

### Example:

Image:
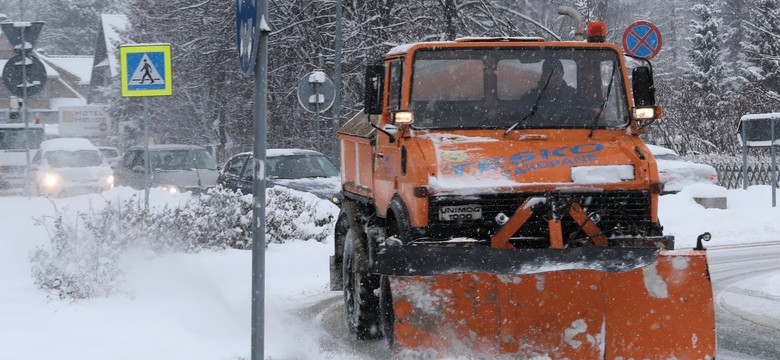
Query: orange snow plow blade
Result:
<box><xmin>386</xmin><ymin>250</ymin><xmax>715</xmax><ymax>359</ymax></box>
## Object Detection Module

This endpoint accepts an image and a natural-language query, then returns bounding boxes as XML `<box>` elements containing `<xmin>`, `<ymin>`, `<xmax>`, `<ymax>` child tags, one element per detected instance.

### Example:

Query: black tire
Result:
<box><xmin>380</xmin><ymin>197</ymin><xmax>413</xmax><ymax>348</ymax></box>
<box><xmin>343</xmin><ymin>229</ymin><xmax>382</xmax><ymax>340</ymax></box>
<box><xmin>331</xmin><ymin>211</ymin><xmax>349</xmax><ymax>291</ymax></box>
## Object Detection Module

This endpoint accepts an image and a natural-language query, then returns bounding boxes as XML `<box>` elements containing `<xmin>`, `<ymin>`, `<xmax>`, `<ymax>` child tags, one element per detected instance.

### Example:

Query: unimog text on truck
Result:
<box><xmin>330</xmin><ymin>19</ymin><xmax>716</xmax><ymax>359</ymax></box>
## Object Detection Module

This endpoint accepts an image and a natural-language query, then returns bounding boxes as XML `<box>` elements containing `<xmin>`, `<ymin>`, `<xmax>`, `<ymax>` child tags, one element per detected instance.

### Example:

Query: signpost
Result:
<box><xmin>622</xmin><ymin>21</ymin><xmax>663</xmax><ymax>59</ymax></box>
<box><xmin>738</xmin><ymin>113</ymin><xmax>780</xmax><ymax>206</ymax></box>
<box><xmin>236</xmin><ymin>0</ymin><xmax>261</xmax><ymax>76</ymax></box>
<box><xmin>297</xmin><ymin>70</ymin><xmax>335</xmax><ymax>151</ymax></box>
<box><xmin>236</xmin><ymin>0</ymin><xmax>270</xmax><ymax>359</ymax></box>
<box><xmin>119</xmin><ymin>44</ymin><xmax>173</xmax><ymax>97</ymax></box>
<box><xmin>2</xmin><ymin>53</ymin><xmax>46</xmax><ymax>97</ymax></box>
<box><xmin>119</xmin><ymin>43</ymin><xmax>173</xmax><ymax>209</ymax></box>
<box><xmin>1</xmin><ymin>21</ymin><xmax>46</xmax><ymax>197</ymax></box>
<box><xmin>297</xmin><ymin>70</ymin><xmax>335</xmax><ymax>113</ymax></box>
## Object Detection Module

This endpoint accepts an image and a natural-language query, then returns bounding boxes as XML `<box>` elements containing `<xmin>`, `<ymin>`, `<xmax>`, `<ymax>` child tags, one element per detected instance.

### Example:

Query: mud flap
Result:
<box><xmin>383</xmin><ymin>249</ymin><xmax>716</xmax><ymax>359</ymax></box>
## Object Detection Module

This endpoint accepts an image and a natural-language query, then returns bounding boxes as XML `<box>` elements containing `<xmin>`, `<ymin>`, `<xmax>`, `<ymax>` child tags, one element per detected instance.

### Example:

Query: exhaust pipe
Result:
<box><xmin>557</xmin><ymin>6</ymin><xmax>584</xmax><ymax>41</ymax></box>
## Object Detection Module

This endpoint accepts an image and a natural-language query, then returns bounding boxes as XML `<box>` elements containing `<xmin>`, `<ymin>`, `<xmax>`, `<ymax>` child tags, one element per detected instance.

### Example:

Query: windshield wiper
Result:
<box><xmin>504</xmin><ymin>70</ymin><xmax>556</xmax><ymax>136</ymax></box>
<box><xmin>588</xmin><ymin>64</ymin><xmax>617</xmax><ymax>138</ymax></box>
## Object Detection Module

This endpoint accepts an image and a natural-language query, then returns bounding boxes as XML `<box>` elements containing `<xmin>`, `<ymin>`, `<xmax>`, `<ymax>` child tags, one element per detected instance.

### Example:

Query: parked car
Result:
<box><xmin>29</xmin><ymin>137</ymin><xmax>114</xmax><ymax>196</ymax></box>
<box><xmin>114</xmin><ymin>144</ymin><xmax>218</xmax><ymax>194</ymax></box>
<box><xmin>647</xmin><ymin>144</ymin><xmax>718</xmax><ymax>194</ymax></box>
<box><xmin>97</xmin><ymin>146</ymin><xmax>121</xmax><ymax>168</ymax></box>
<box><xmin>218</xmin><ymin>149</ymin><xmax>341</xmax><ymax>202</ymax></box>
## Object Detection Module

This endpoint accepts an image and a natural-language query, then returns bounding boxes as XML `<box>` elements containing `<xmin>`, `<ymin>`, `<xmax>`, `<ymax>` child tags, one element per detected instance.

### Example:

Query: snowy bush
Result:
<box><xmin>30</xmin><ymin>202</ymin><xmax>130</xmax><ymax>300</ymax></box>
<box><xmin>265</xmin><ymin>187</ymin><xmax>336</xmax><ymax>244</ymax></box>
<box><xmin>30</xmin><ymin>187</ymin><xmax>338</xmax><ymax>300</ymax></box>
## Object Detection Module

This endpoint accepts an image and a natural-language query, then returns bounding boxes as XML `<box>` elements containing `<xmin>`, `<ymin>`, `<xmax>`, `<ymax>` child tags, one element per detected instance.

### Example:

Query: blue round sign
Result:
<box><xmin>236</xmin><ymin>0</ymin><xmax>260</xmax><ymax>76</ymax></box>
<box><xmin>622</xmin><ymin>21</ymin><xmax>663</xmax><ymax>59</ymax></box>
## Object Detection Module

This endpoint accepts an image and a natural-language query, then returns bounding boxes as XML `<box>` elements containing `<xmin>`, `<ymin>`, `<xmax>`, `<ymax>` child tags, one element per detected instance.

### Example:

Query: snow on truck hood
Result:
<box><xmin>416</xmin><ymin>132</ymin><xmax>643</xmax><ymax>194</ymax></box>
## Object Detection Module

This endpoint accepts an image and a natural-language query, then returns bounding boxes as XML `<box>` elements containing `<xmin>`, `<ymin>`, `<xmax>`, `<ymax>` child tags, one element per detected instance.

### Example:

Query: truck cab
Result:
<box><xmin>339</xmin><ymin>36</ymin><xmax>666</xmax><ymax>246</ymax></box>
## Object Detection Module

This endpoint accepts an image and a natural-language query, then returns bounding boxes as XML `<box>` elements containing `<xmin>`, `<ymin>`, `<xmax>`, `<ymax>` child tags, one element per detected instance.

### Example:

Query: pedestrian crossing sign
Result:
<box><xmin>120</xmin><ymin>44</ymin><xmax>173</xmax><ymax>97</ymax></box>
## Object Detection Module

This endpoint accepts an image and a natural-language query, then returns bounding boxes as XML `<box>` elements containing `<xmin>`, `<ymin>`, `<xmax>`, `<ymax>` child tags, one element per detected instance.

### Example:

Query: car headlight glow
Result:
<box><xmin>105</xmin><ymin>174</ymin><xmax>115</xmax><ymax>186</ymax></box>
<box><xmin>42</xmin><ymin>173</ymin><xmax>61</xmax><ymax>188</ymax></box>
<box><xmin>161</xmin><ymin>185</ymin><xmax>180</xmax><ymax>193</ymax></box>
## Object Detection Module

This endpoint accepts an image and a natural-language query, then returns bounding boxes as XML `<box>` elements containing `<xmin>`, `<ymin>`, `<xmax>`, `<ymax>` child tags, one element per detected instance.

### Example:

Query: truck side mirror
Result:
<box><xmin>364</xmin><ymin>64</ymin><xmax>384</xmax><ymax>115</ymax></box>
<box><xmin>632</xmin><ymin>66</ymin><xmax>655</xmax><ymax>106</ymax></box>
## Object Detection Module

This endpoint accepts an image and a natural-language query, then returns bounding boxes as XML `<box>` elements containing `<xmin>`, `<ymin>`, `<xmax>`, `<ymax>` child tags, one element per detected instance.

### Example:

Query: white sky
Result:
<box><xmin>0</xmin><ymin>184</ymin><xmax>779</xmax><ymax>359</ymax></box>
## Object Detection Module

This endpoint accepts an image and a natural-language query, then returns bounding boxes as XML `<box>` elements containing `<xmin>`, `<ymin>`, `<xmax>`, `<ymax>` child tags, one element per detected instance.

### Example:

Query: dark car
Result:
<box><xmin>218</xmin><ymin>149</ymin><xmax>341</xmax><ymax>202</ymax></box>
<box><xmin>114</xmin><ymin>144</ymin><xmax>219</xmax><ymax>193</ymax></box>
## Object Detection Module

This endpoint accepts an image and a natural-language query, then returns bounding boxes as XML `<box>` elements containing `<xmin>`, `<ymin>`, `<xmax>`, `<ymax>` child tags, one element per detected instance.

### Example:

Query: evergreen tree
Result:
<box><xmin>687</xmin><ymin>0</ymin><xmax>726</xmax><ymax>94</ymax></box>
<box><xmin>739</xmin><ymin>0</ymin><xmax>780</xmax><ymax>95</ymax></box>
<box><xmin>36</xmin><ymin>0</ymin><xmax>120</xmax><ymax>55</ymax></box>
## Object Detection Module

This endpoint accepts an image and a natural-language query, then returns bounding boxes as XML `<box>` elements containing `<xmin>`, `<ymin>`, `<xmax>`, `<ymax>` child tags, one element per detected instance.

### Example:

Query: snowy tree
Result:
<box><xmin>720</xmin><ymin>0</ymin><xmax>748</xmax><ymax>86</ymax></box>
<box><xmin>36</xmin><ymin>0</ymin><xmax>121</xmax><ymax>55</ymax></box>
<box><xmin>740</xmin><ymin>0</ymin><xmax>780</xmax><ymax>98</ymax></box>
<box><xmin>0</xmin><ymin>0</ymin><xmax>45</xmax><ymax>21</ymax></box>
<box><xmin>687</xmin><ymin>0</ymin><xmax>726</xmax><ymax>94</ymax></box>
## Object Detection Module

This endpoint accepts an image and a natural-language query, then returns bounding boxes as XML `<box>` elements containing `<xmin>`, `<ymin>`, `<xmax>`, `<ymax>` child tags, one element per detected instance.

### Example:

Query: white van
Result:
<box><xmin>29</xmin><ymin>137</ymin><xmax>114</xmax><ymax>196</ymax></box>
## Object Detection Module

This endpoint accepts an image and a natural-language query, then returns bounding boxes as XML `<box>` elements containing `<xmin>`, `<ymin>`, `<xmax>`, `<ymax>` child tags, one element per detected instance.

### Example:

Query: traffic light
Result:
<box><xmin>9</xmin><ymin>96</ymin><xmax>21</xmax><ymax>120</ymax></box>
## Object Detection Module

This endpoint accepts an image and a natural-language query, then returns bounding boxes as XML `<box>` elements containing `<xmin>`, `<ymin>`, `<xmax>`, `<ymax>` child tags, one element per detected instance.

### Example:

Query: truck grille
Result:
<box><xmin>425</xmin><ymin>191</ymin><xmax>654</xmax><ymax>240</ymax></box>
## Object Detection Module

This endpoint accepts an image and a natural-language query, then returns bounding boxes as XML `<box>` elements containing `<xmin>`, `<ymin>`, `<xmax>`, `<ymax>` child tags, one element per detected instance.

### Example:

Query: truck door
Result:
<box><xmin>373</xmin><ymin>60</ymin><xmax>403</xmax><ymax>215</ymax></box>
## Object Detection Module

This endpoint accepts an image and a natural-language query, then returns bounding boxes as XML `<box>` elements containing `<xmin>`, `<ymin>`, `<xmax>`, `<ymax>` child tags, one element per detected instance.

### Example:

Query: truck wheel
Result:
<box><xmin>330</xmin><ymin>211</ymin><xmax>349</xmax><ymax>291</ymax></box>
<box><xmin>342</xmin><ymin>230</ymin><xmax>382</xmax><ymax>340</ymax></box>
<box><xmin>380</xmin><ymin>198</ymin><xmax>413</xmax><ymax>347</ymax></box>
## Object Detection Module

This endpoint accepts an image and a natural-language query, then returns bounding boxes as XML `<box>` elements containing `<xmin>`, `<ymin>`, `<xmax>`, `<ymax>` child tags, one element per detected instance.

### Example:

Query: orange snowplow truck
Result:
<box><xmin>331</xmin><ymin>21</ymin><xmax>716</xmax><ymax>358</ymax></box>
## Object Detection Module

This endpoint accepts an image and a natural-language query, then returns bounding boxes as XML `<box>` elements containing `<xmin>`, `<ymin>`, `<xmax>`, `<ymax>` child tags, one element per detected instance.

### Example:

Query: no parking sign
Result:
<box><xmin>623</xmin><ymin>21</ymin><xmax>662</xmax><ymax>59</ymax></box>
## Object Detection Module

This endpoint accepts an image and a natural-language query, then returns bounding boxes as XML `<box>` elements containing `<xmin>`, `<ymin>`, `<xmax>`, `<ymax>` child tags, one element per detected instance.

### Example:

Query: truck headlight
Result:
<box><xmin>632</xmin><ymin>106</ymin><xmax>662</xmax><ymax>120</ymax></box>
<box><xmin>393</xmin><ymin>111</ymin><xmax>415</xmax><ymax>125</ymax></box>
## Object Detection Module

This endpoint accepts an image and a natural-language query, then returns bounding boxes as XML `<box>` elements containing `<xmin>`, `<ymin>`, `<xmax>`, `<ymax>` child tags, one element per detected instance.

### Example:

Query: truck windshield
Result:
<box><xmin>0</xmin><ymin>127</ymin><xmax>44</xmax><ymax>150</ymax></box>
<box><xmin>409</xmin><ymin>47</ymin><xmax>629</xmax><ymax>130</ymax></box>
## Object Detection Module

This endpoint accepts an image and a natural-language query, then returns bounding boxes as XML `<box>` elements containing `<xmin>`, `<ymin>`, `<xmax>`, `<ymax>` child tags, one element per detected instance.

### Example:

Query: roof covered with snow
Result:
<box><xmin>101</xmin><ymin>14</ymin><xmax>129</xmax><ymax>77</ymax></box>
<box><xmin>38</xmin><ymin>55</ymin><xmax>94</xmax><ymax>85</ymax></box>
<box><xmin>0</xmin><ymin>57</ymin><xmax>58</xmax><ymax>78</ymax></box>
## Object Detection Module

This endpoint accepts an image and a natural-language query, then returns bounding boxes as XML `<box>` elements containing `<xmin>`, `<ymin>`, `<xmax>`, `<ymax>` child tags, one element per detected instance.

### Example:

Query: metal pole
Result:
<box><xmin>332</xmin><ymin>0</ymin><xmax>342</xmax><ymax>162</ymax></box>
<box><xmin>317</xmin><ymin>54</ymin><xmax>324</xmax><ymax>151</ymax></box>
<box><xmin>144</xmin><ymin>97</ymin><xmax>150</xmax><ymax>210</ymax></box>
<box><xmin>769</xmin><ymin>119</ymin><xmax>777</xmax><ymax>207</ymax></box>
<box><xmin>21</xmin><ymin>25</ymin><xmax>30</xmax><ymax>197</ymax></box>
<box><xmin>314</xmin><ymin>81</ymin><xmax>321</xmax><ymax>150</ymax></box>
<box><xmin>742</xmin><ymin>124</ymin><xmax>748</xmax><ymax>190</ymax></box>
<box><xmin>251</xmin><ymin>1</ymin><xmax>269</xmax><ymax>359</ymax></box>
